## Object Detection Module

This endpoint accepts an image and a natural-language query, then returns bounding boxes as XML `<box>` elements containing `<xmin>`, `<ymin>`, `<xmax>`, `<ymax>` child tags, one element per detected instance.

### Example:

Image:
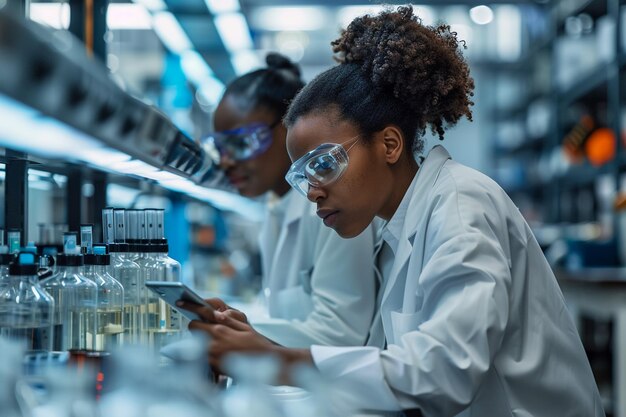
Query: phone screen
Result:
<box><xmin>145</xmin><ymin>281</ymin><xmax>212</xmax><ymax>321</ymax></box>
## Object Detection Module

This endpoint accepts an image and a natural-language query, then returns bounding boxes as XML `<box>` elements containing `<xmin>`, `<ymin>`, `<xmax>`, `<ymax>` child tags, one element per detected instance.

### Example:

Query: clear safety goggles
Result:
<box><xmin>285</xmin><ymin>136</ymin><xmax>360</xmax><ymax>197</ymax></box>
<box><xmin>202</xmin><ymin>121</ymin><xmax>279</xmax><ymax>162</ymax></box>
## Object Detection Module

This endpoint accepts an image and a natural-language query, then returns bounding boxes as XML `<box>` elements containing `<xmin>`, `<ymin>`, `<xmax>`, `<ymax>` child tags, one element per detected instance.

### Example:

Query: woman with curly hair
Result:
<box><xmin>183</xmin><ymin>7</ymin><xmax>604</xmax><ymax>416</ymax></box>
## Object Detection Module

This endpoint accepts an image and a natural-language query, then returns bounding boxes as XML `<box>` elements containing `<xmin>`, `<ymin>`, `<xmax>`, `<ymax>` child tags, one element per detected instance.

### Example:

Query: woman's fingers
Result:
<box><xmin>214</xmin><ymin>308</ymin><xmax>248</xmax><ymax>325</ymax></box>
<box><xmin>205</xmin><ymin>298</ymin><xmax>230</xmax><ymax>312</ymax></box>
<box><xmin>177</xmin><ymin>301</ymin><xmax>217</xmax><ymax>322</ymax></box>
<box><xmin>213</xmin><ymin>311</ymin><xmax>250</xmax><ymax>331</ymax></box>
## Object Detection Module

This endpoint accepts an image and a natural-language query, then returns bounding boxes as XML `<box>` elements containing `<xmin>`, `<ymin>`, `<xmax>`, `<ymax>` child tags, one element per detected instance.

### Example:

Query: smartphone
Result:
<box><xmin>144</xmin><ymin>281</ymin><xmax>214</xmax><ymax>321</ymax></box>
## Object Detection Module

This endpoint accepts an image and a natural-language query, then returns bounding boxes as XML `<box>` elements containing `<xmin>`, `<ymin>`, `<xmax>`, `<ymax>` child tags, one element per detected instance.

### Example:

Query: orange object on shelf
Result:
<box><xmin>584</xmin><ymin>127</ymin><xmax>616</xmax><ymax>166</ymax></box>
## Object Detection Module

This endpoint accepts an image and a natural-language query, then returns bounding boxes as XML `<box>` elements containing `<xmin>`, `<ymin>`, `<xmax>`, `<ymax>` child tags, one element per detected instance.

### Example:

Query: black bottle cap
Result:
<box><xmin>84</xmin><ymin>254</ymin><xmax>111</xmax><ymax>266</ymax></box>
<box><xmin>9</xmin><ymin>263</ymin><xmax>38</xmax><ymax>275</ymax></box>
<box><xmin>56</xmin><ymin>254</ymin><xmax>84</xmax><ymax>267</ymax></box>
<box><xmin>108</xmin><ymin>243</ymin><xmax>128</xmax><ymax>253</ymax></box>
<box><xmin>8</xmin><ymin>252</ymin><xmax>38</xmax><ymax>275</ymax></box>
<box><xmin>0</xmin><ymin>253</ymin><xmax>15</xmax><ymax>265</ymax></box>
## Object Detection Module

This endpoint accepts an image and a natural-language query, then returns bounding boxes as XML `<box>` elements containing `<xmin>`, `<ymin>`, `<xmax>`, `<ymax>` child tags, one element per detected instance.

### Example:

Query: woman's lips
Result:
<box><xmin>317</xmin><ymin>209</ymin><xmax>340</xmax><ymax>227</ymax></box>
<box><xmin>227</xmin><ymin>174</ymin><xmax>248</xmax><ymax>187</ymax></box>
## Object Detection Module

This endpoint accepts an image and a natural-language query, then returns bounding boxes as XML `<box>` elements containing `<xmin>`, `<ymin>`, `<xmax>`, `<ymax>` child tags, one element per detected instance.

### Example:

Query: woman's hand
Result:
<box><xmin>177</xmin><ymin>301</ymin><xmax>275</xmax><ymax>373</ymax></box>
<box><xmin>177</xmin><ymin>301</ymin><xmax>315</xmax><ymax>381</ymax></box>
<box><xmin>203</xmin><ymin>297</ymin><xmax>249</xmax><ymax>324</ymax></box>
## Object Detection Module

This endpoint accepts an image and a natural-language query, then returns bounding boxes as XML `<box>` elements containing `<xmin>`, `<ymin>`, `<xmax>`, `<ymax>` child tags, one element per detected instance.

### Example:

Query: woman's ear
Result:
<box><xmin>381</xmin><ymin>126</ymin><xmax>404</xmax><ymax>165</ymax></box>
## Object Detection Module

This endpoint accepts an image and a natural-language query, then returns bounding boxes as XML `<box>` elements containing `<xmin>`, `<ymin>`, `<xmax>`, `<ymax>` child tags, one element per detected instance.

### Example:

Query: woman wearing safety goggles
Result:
<box><xmin>199</xmin><ymin>53</ymin><xmax>379</xmax><ymax>349</ymax></box>
<box><xmin>183</xmin><ymin>7</ymin><xmax>604</xmax><ymax>417</ymax></box>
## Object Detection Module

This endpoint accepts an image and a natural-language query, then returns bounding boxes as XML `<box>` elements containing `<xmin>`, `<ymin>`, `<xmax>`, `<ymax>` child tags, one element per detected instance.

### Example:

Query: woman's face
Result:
<box><xmin>286</xmin><ymin>109</ymin><xmax>395</xmax><ymax>238</ymax></box>
<box><xmin>214</xmin><ymin>94</ymin><xmax>292</xmax><ymax>197</ymax></box>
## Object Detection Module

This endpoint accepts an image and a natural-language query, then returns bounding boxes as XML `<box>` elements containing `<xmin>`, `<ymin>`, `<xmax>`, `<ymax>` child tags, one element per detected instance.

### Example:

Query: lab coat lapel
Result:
<box><xmin>268</xmin><ymin>192</ymin><xmax>306</xmax><ymax>293</ymax></box>
<box><xmin>380</xmin><ymin>146</ymin><xmax>452</xmax><ymax>324</ymax></box>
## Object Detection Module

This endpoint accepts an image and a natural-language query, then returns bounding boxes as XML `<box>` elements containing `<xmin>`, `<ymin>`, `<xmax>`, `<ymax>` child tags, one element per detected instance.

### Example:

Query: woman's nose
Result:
<box><xmin>220</xmin><ymin>153</ymin><xmax>236</xmax><ymax>170</ymax></box>
<box><xmin>306</xmin><ymin>183</ymin><xmax>326</xmax><ymax>203</ymax></box>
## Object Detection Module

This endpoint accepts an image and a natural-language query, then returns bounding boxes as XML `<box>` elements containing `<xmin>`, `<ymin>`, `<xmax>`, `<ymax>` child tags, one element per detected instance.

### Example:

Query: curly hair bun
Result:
<box><xmin>332</xmin><ymin>5</ymin><xmax>474</xmax><ymax>139</ymax></box>
<box><xmin>266</xmin><ymin>52</ymin><xmax>302</xmax><ymax>79</ymax></box>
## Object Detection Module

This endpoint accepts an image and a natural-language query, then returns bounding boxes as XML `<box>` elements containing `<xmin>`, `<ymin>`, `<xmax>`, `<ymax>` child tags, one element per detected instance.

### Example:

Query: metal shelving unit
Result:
<box><xmin>0</xmin><ymin>7</ymin><xmax>263</xmax><ymax>242</ymax></box>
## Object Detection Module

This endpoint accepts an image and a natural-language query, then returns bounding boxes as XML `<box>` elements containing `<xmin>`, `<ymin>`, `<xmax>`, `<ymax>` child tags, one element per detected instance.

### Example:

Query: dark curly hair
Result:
<box><xmin>284</xmin><ymin>6</ymin><xmax>474</xmax><ymax>155</ymax></box>
<box><xmin>224</xmin><ymin>52</ymin><xmax>305</xmax><ymax>119</ymax></box>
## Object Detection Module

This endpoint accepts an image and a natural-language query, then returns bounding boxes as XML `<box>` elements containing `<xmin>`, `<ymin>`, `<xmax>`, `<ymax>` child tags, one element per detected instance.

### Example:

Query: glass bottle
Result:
<box><xmin>0</xmin><ymin>252</ymin><xmax>54</xmax><ymax>351</ymax></box>
<box><xmin>136</xmin><ymin>243</ymin><xmax>182</xmax><ymax>349</ymax></box>
<box><xmin>109</xmin><ymin>243</ymin><xmax>141</xmax><ymax>345</ymax></box>
<box><xmin>41</xmin><ymin>254</ymin><xmax>97</xmax><ymax>351</ymax></box>
<box><xmin>84</xmin><ymin>246</ymin><xmax>124</xmax><ymax>351</ymax></box>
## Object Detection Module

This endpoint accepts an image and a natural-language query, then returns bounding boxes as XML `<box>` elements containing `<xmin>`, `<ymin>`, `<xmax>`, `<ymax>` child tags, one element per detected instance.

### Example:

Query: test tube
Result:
<box><xmin>155</xmin><ymin>210</ymin><xmax>165</xmax><ymax>240</ymax></box>
<box><xmin>145</xmin><ymin>209</ymin><xmax>157</xmax><ymax>241</ymax></box>
<box><xmin>138</xmin><ymin>210</ymin><xmax>147</xmax><ymax>241</ymax></box>
<box><xmin>114</xmin><ymin>209</ymin><xmax>126</xmax><ymax>243</ymax></box>
<box><xmin>125</xmin><ymin>210</ymin><xmax>140</xmax><ymax>243</ymax></box>
<box><xmin>102</xmin><ymin>208</ymin><xmax>115</xmax><ymax>244</ymax></box>
<box><xmin>0</xmin><ymin>228</ymin><xmax>4</xmax><ymax>246</ymax></box>
<box><xmin>63</xmin><ymin>232</ymin><xmax>78</xmax><ymax>254</ymax></box>
<box><xmin>7</xmin><ymin>229</ymin><xmax>21</xmax><ymax>254</ymax></box>
<box><xmin>80</xmin><ymin>224</ymin><xmax>94</xmax><ymax>254</ymax></box>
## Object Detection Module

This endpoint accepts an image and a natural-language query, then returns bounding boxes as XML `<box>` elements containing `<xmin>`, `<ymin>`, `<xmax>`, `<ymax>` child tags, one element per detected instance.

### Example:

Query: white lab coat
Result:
<box><xmin>312</xmin><ymin>146</ymin><xmax>605</xmax><ymax>417</ymax></box>
<box><xmin>252</xmin><ymin>190</ymin><xmax>378</xmax><ymax>349</ymax></box>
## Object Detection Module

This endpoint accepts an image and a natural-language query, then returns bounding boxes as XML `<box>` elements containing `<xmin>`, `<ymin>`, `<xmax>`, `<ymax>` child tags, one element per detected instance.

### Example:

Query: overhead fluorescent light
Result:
<box><xmin>470</xmin><ymin>5</ymin><xmax>494</xmax><ymax>25</ymax></box>
<box><xmin>338</xmin><ymin>5</ymin><xmax>435</xmax><ymax>28</ymax></box>
<box><xmin>180</xmin><ymin>51</ymin><xmax>224</xmax><ymax>104</ymax></box>
<box><xmin>30</xmin><ymin>3</ymin><xmax>153</xmax><ymax>30</ymax></box>
<box><xmin>204</xmin><ymin>0</ymin><xmax>240</xmax><ymax>14</ymax></box>
<box><xmin>214</xmin><ymin>12</ymin><xmax>253</xmax><ymax>52</ymax></box>
<box><xmin>132</xmin><ymin>0</ymin><xmax>167</xmax><ymax>12</ymax></box>
<box><xmin>107</xmin><ymin>4</ymin><xmax>153</xmax><ymax>30</ymax></box>
<box><xmin>337</xmin><ymin>5</ymin><xmax>384</xmax><ymax>29</ymax></box>
<box><xmin>251</xmin><ymin>6</ymin><xmax>328</xmax><ymax>31</ymax></box>
<box><xmin>181</xmin><ymin>50</ymin><xmax>214</xmax><ymax>86</ymax></box>
<box><xmin>231</xmin><ymin>50</ymin><xmax>262</xmax><ymax>75</ymax></box>
<box><xmin>152</xmin><ymin>12</ymin><xmax>193</xmax><ymax>54</ymax></box>
<box><xmin>496</xmin><ymin>5</ymin><xmax>521</xmax><ymax>61</ymax></box>
<box><xmin>29</xmin><ymin>3</ymin><xmax>70</xmax><ymax>29</ymax></box>
<box><xmin>197</xmin><ymin>77</ymin><xmax>226</xmax><ymax>105</ymax></box>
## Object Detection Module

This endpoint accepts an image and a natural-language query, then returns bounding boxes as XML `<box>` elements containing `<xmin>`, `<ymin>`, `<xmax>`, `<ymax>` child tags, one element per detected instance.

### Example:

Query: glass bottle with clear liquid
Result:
<box><xmin>41</xmin><ymin>254</ymin><xmax>97</xmax><ymax>351</ymax></box>
<box><xmin>0</xmin><ymin>252</ymin><xmax>54</xmax><ymax>351</ymax></box>
<box><xmin>84</xmin><ymin>246</ymin><xmax>124</xmax><ymax>351</ymax></box>
<box><xmin>136</xmin><ymin>244</ymin><xmax>182</xmax><ymax>350</ymax></box>
<box><xmin>109</xmin><ymin>243</ymin><xmax>141</xmax><ymax>345</ymax></box>
<box><xmin>158</xmin><ymin>242</ymin><xmax>188</xmax><ymax>329</ymax></box>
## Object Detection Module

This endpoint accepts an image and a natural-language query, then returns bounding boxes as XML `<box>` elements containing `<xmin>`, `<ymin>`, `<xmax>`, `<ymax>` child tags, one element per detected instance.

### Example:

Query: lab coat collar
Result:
<box><xmin>402</xmin><ymin>145</ymin><xmax>451</xmax><ymax>236</ymax></box>
<box><xmin>380</xmin><ymin>145</ymin><xmax>451</xmax><ymax>314</ymax></box>
<box><xmin>281</xmin><ymin>189</ymin><xmax>309</xmax><ymax>229</ymax></box>
<box><xmin>382</xmin><ymin>165</ymin><xmax>420</xmax><ymax>255</ymax></box>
